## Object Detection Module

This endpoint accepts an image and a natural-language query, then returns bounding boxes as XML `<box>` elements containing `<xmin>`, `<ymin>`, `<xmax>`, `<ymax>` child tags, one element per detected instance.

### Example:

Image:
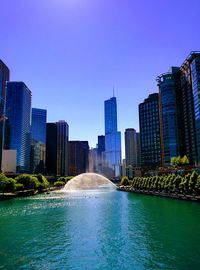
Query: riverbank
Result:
<box><xmin>117</xmin><ymin>185</ymin><xmax>200</xmax><ymax>202</ymax></box>
<box><xmin>0</xmin><ymin>186</ymin><xmax>62</xmax><ymax>201</ymax></box>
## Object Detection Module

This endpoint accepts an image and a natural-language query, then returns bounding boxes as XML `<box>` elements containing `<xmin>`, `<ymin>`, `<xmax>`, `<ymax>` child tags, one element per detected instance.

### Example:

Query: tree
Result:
<box><xmin>181</xmin><ymin>155</ymin><xmax>189</xmax><ymax>166</ymax></box>
<box><xmin>15</xmin><ymin>174</ymin><xmax>40</xmax><ymax>190</ymax></box>
<box><xmin>120</xmin><ymin>176</ymin><xmax>130</xmax><ymax>186</ymax></box>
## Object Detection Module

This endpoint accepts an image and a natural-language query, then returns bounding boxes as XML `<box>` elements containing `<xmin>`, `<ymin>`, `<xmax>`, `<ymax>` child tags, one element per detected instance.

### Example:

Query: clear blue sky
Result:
<box><xmin>1</xmin><ymin>0</ymin><xmax>200</xmax><ymax>156</ymax></box>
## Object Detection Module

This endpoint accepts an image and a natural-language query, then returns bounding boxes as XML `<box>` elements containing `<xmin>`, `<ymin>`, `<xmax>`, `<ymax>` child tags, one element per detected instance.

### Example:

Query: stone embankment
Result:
<box><xmin>0</xmin><ymin>186</ymin><xmax>62</xmax><ymax>201</ymax></box>
<box><xmin>117</xmin><ymin>186</ymin><xmax>200</xmax><ymax>202</ymax></box>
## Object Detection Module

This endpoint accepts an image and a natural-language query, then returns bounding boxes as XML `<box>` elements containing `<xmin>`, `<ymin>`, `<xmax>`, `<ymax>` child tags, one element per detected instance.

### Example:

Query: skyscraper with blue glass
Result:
<box><xmin>0</xmin><ymin>60</ymin><xmax>9</xmax><ymax>169</ymax></box>
<box><xmin>30</xmin><ymin>108</ymin><xmax>47</xmax><ymax>173</ymax></box>
<box><xmin>157</xmin><ymin>68</ymin><xmax>182</xmax><ymax>166</ymax></box>
<box><xmin>4</xmin><ymin>82</ymin><xmax>31</xmax><ymax>172</ymax></box>
<box><xmin>104</xmin><ymin>97</ymin><xmax>121</xmax><ymax>177</ymax></box>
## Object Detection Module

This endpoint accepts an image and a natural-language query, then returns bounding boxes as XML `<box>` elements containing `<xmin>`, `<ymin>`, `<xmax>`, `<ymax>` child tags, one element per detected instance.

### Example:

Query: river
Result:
<box><xmin>0</xmin><ymin>190</ymin><xmax>200</xmax><ymax>269</ymax></box>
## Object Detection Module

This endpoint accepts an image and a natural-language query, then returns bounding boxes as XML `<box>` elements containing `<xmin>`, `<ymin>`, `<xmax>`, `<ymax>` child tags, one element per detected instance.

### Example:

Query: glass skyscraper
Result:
<box><xmin>189</xmin><ymin>52</ymin><xmax>200</xmax><ymax>164</ymax></box>
<box><xmin>56</xmin><ymin>120</ymin><xmax>69</xmax><ymax>176</ymax></box>
<box><xmin>157</xmin><ymin>67</ymin><xmax>181</xmax><ymax>166</ymax></box>
<box><xmin>30</xmin><ymin>108</ymin><xmax>47</xmax><ymax>173</ymax></box>
<box><xmin>0</xmin><ymin>60</ymin><xmax>9</xmax><ymax>169</ymax></box>
<box><xmin>68</xmin><ymin>141</ymin><xmax>89</xmax><ymax>176</ymax></box>
<box><xmin>4</xmin><ymin>82</ymin><xmax>31</xmax><ymax>172</ymax></box>
<box><xmin>104</xmin><ymin>97</ymin><xmax>121</xmax><ymax>177</ymax></box>
<box><xmin>139</xmin><ymin>93</ymin><xmax>162</xmax><ymax>168</ymax></box>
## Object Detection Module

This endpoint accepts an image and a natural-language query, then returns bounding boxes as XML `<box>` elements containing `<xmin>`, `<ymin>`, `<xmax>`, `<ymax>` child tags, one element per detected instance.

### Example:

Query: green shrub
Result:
<box><xmin>120</xmin><ymin>176</ymin><xmax>130</xmax><ymax>186</ymax></box>
<box><xmin>54</xmin><ymin>181</ymin><xmax>65</xmax><ymax>187</ymax></box>
<box><xmin>0</xmin><ymin>174</ymin><xmax>16</xmax><ymax>193</ymax></box>
<box><xmin>15</xmin><ymin>183</ymin><xmax>24</xmax><ymax>191</ymax></box>
<box><xmin>35</xmin><ymin>174</ymin><xmax>49</xmax><ymax>189</ymax></box>
<box><xmin>15</xmin><ymin>174</ymin><xmax>40</xmax><ymax>190</ymax></box>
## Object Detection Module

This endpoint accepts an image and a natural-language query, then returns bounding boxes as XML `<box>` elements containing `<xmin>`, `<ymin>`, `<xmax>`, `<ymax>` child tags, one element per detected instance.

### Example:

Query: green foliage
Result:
<box><xmin>35</xmin><ymin>174</ymin><xmax>49</xmax><ymax>189</ymax></box>
<box><xmin>120</xmin><ymin>176</ymin><xmax>130</xmax><ymax>186</ymax></box>
<box><xmin>57</xmin><ymin>176</ymin><xmax>73</xmax><ymax>183</ymax></box>
<box><xmin>15</xmin><ymin>183</ymin><xmax>24</xmax><ymax>191</ymax></box>
<box><xmin>0</xmin><ymin>173</ymin><xmax>16</xmax><ymax>193</ymax></box>
<box><xmin>171</xmin><ymin>155</ymin><xmax>189</xmax><ymax>166</ymax></box>
<box><xmin>54</xmin><ymin>181</ymin><xmax>65</xmax><ymax>187</ymax></box>
<box><xmin>15</xmin><ymin>174</ymin><xmax>41</xmax><ymax>190</ymax></box>
<box><xmin>120</xmin><ymin>171</ymin><xmax>200</xmax><ymax>196</ymax></box>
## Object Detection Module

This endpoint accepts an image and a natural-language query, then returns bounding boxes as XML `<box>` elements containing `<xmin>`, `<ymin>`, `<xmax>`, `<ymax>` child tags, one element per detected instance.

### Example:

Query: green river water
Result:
<box><xmin>0</xmin><ymin>190</ymin><xmax>200</xmax><ymax>270</ymax></box>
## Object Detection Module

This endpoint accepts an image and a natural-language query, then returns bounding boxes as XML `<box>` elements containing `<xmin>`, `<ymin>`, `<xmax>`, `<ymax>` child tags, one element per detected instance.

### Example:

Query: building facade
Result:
<box><xmin>157</xmin><ymin>67</ymin><xmax>182</xmax><ymax>166</ymax></box>
<box><xmin>139</xmin><ymin>93</ymin><xmax>162</xmax><ymax>168</ymax></box>
<box><xmin>30</xmin><ymin>108</ymin><xmax>47</xmax><ymax>173</ymax></box>
<box><xmin>46</xmin><ymin>123</ymin><xmax>58</xmax><ymax>175</ymax></box>
<box><xmin>4</xmin><ymin>82</ymin><xmax>31</xmax><ymax>173</ymax></box>
<box><xmin>104</xmin><ymin>97</ymin><xmax>121</xmax><ymax>177</ymax></box>
<box><xmin>68</xmin><ymin>141</ymin><xmax>89</xmax><ymax>176</ymax></box>
<box><xmin>0</xmin><ymin>60</ymin><xmax>9</xmax><ymax>169</ymax></box>
<box><xmin>56</xmin><ymin>121</ymin><xmax>69</xmax><ymax>176</ymax></box>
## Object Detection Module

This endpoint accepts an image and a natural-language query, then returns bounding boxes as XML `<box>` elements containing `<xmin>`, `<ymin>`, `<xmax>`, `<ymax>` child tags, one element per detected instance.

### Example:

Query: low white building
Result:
<box><xmin>1</xmin><ymin>150</ymin><xmax>17</xmax><ymax>174</ymax></box>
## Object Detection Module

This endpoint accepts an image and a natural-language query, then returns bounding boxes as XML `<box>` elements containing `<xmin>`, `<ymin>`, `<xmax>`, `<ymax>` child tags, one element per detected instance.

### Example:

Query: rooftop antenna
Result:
<box><xmin>113</xmin><ymin>85</ymin><xmax>115</xmax><ymax>97</ymax></box>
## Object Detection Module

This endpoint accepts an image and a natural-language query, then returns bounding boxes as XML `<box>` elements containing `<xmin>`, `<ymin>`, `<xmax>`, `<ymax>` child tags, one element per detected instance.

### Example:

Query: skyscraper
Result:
<box><xmin>68</xmin><ymin>141</ymin><xmax>89</xmax><ymax>176</ymax></box>
<box><xmin>182</xmin><ymin>52</ymin><xmax>200</xmax><ymax>165</ymax></box>
<box><xmin>125</xmin><ymin>128</ymin><xmax>137</xmax><ymax>167</ymax></box>
<box><xmin>56</xmin><ymin>121</ymin><xmax>69</xmax><ymax>176</ymax></box>
<box><xmin>157</xmin><ymin>52</ymin><xmax>200</xmax><ymax>166</ymax></box>
<box><xmin>157</xmin><ymin>67</ymin><xmax>182</xmax><ymax>166</ymax></box>
<box><xmin>30</xmin><ymin>108</ymin><xmax>47</xmax><ymax>173</ymax></box>
<box><xmin>46</xmin><ymin>123</ymin><xmax>58</xmax><ymax>175</ymax></box>
<box><xmin>4</xmin><ymin>82</ymin><xmax>31</xmax><ymax>172</ymax></box>
<box><xmin>139</xmin><ymin>93</ymin><xmax>162</xmax><ymax>168</ymax></box>
<box><xmin>0</xmin><ymin>60</ymin><xmax>9</xmax><ymax>169</ymax></box>
<box><xmin>104</xmin><ymin>97</ymin><xmax>121</xmax><ymax>177</ymax></box>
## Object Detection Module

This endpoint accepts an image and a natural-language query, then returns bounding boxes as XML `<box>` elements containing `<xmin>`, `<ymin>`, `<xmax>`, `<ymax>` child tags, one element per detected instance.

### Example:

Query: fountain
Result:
<box><xmin>63</xmin><ymin>173</ymin><xmax>116</xmax><ymax>191</ymax></box>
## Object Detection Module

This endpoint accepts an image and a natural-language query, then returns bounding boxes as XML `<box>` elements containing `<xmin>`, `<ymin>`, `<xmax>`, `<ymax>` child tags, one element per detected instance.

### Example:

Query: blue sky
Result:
<box><xmin>1</xmin><ymin>0</ymin><xmax>200</xmax><ymax>155</ymax></box>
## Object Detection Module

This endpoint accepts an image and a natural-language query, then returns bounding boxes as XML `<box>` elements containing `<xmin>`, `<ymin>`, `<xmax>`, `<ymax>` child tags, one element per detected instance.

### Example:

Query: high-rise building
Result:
<box><xmin>4</xmin><ymin>82</ymin><xmax>31</xmax><ymax>172</ymax></box>
<box><xmin>136</xmin><ymin>132</ymin><xmax>141</xmax><ymax>167</ymax></box>
<box><xmin>97</xmin><ymin>135</ymin><xmax>105</xmax><ymax>155</ymax></box>
<box><xmin>68</xmin><ymin>141</ymin><xmax>89</xmax><ymax>176</ymax></box>
<box><xmin>139</xmin><ymin>93</ymin><xmax>162</xmax><ymax>168</ymax></box>
<box><xmin>46</xmin><ymin>123</ymin><xmax>57</xmax><ymax>175</ymax></box>
<box><xmin>104</xmin><ymin>97</ymin><xmax>121</xmax><ymax>177</ymax></box>
<box><xmin>97</xmin><ymin>135</ymin><xmax>105</xmax><ymax>174</ymax></box>
<box><xmin>0</xmin><ymin>60</ymin><xmax>9</xmax><ymax>169</ymax></box>
<box><xmin>181</xmin><ymin>52</ymin><xmax>200</xmax><ymax>165</ymax></box>
<box><xmin>56</xmin><ymin>121</ymin><xmax>69</xmax><ymax>176</ymax></box>
<box><xmin>157</xmin><ymin>52</ymin><xmax>200</xmax><ymax>166</ymax></box>
<box><xmin>125</xmin><ymin>128</ymin><xmax>137</xmax><ymax>167</ymax></box>
<box><xmin>157</xmin><ymin>67</ymin><xmax>183</xmax><ymax>166</ymax></box>
<box><xmin>30</xmin><ymin>108</ymin><xmax>47</xmax><ymax>173</ymax></box>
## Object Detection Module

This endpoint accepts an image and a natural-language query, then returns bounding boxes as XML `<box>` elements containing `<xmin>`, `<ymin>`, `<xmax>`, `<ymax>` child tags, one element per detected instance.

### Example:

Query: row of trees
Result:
<box><xmin>120</xmin><ymin>171</ymin><xmax>200</xmax><ymax>195</ymax></box>
<box><xmin>0</xmin><ymin>173</ymin><xmax>49</xmax><ymax>193</ymax></box>
<box><xmin>0</xmin><ymin>174</ymin><xmax>75</xmax><ymax>193</ymax></box>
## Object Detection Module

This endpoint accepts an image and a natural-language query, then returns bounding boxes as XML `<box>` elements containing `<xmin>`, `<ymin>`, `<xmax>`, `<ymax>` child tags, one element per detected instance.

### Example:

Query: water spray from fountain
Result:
<box><xmin>63</xmin><ymin>173</ymin><xmax>116</xmax><ymax>192</ymax></box>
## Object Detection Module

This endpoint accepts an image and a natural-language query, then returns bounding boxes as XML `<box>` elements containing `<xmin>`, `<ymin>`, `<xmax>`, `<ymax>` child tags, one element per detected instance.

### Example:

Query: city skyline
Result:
<box><xmin>1</xmin><ymin>0</ymin><xmax>200</xmax><ymax>151</ymax></box>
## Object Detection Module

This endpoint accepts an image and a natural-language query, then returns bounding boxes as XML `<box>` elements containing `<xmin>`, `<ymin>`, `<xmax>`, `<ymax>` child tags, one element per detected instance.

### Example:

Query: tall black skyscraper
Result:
<box><xmin>139</xmin><ymin>93</ymin><xmax>162</xmax><ymax>168</ymax></box>
<box><xmin>68</xmin><ymin>141</ymin><xmax>89</xmax><ymax>176</ymax></box>
<box><xmin>0</xmin><ymin>60</ymin><xmax>9</xmax><ymax>169</ymax></box>
<box><xmin>56</xmin><ymin>121</ymin><xmax>69</xmax><ymax>176</ymax></box>
<box><xmin>46</xmin><ymin>123</ymin><xmax>58</xmax><ymax>175</ymax></box>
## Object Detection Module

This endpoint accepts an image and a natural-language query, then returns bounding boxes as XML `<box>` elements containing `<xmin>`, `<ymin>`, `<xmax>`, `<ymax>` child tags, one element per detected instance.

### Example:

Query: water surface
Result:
<box><xmin>0</xmin><ymin>190</ymin><xmax>200</xmax><ymax>269</ymax></box>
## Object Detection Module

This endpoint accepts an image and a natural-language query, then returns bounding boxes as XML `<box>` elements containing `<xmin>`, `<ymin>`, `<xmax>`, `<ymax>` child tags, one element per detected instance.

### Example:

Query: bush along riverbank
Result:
<box><xmin>118</xmin><ymin>171</ymin><xmax>200</xmax><ymax>202</ymax></box>
<box><xmin>0</xmin><ymin>174</ymin><xmax>73</xmax><ymax>201</ymax></box>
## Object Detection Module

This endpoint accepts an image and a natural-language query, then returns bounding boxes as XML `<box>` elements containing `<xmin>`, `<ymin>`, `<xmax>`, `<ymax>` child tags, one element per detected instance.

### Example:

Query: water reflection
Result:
<box><xmin>0</xmin><ymin>191</ymin><xmax>200</xmax><ymax>269</ymax></box>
